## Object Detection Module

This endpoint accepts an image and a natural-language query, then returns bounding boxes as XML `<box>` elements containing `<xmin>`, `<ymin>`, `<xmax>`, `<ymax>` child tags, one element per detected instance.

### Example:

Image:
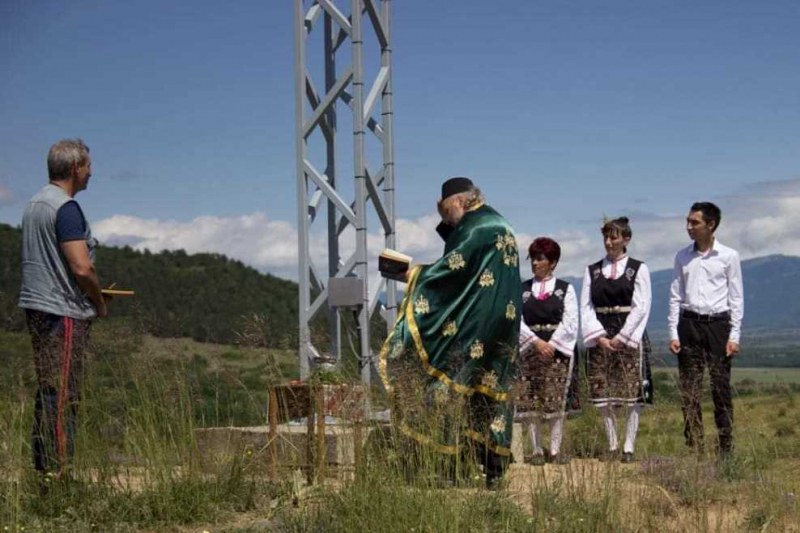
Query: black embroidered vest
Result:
<box><xmin>589</xmin><ymin>258</ymin><xmax>642</xmax><ymax>337</ymax></box>
<box><xmin>521</xmin><ymin>278</ymin><xmax>569</xmax><ymax>342</ymax></box>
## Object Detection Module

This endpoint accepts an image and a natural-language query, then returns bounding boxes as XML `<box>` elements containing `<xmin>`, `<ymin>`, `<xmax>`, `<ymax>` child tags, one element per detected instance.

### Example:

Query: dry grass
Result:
<box><xmin>2</xmin><ymin>326</ymin><xmax>800</xmax><ymax>532</ymax></box>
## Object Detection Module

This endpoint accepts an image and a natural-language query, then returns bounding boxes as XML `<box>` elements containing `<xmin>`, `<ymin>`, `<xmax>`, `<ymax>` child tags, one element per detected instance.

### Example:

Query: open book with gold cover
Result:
<box><xmin>378</xmin><ymin>249</ymin><xmax>412</xmax><ymax>281</ymax></box>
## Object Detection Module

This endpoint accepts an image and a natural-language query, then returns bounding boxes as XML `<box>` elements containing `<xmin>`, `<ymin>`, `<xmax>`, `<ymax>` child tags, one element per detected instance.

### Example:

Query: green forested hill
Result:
<box><xmin>0</xmin><ymin>223</ymin><xmax>299</xmax><ymax>346</ymax></box>
<box><xmin>5</xmin><ymin>220</ymin><xmax>799</xmax><ymax>361</ymax></box>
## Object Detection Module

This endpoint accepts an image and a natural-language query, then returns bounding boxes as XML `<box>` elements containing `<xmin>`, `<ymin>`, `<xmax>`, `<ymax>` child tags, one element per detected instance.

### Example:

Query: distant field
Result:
<box><xmin>732</xmin><ymin>367</ymin><xmax>800</xmax><ymax>384</ymax></box>
<box><xmin>655</xmin><ymin>366</ymin><xmax>800</xmax><ymax>384</ymax></box>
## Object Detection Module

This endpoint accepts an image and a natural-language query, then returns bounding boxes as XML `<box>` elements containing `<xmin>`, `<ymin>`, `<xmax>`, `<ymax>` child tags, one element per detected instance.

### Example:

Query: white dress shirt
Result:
<box><xmin>579</xmin><ymin>255</ymin><xmax>652</xmax><ymax>349</ymax></box>
<box><xmin>519</xmin><ymin>278</ymin><xmax>578</xmax><ymax>357</ymax></box>
<box><xmin>667</xmin><ymin>239</ymin><xmax>744</xmax><ymax>343</ymax></box>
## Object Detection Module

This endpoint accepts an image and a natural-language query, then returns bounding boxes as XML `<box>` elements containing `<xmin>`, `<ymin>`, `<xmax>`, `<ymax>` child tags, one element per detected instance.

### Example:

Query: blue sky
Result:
<box><xmin>2</xmin><ymin>0</ymin><xmax>799</xmax><ymax>280</ymax></box>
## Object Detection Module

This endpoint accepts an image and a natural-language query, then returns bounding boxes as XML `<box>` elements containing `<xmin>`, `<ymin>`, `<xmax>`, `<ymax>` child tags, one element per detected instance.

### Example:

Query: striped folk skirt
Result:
<box><xmin>586</xmin><ymin>345</ymin><xmax>645</xmax><ymax>407</ymax></box>
<box><xmin>515</xmin><ymin>351</ymin><xmax>574</xmax><ymax>419</ymax></box>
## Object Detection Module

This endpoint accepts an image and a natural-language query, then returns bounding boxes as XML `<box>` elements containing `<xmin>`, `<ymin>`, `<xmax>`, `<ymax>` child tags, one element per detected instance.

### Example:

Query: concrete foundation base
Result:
<box><xmin>195</xmin><ymin>421</ymin><xmax>527</xmax><ymax>477</ymax></box>
<box><xmin>511</xmin><ymin>422</ymin><xmax>524</xmax><ymax>463</ymax></box>
<box><xmin>194</xmin><ymin>422</ymin><xmax>371</xmax><ymax>477</ymax></box>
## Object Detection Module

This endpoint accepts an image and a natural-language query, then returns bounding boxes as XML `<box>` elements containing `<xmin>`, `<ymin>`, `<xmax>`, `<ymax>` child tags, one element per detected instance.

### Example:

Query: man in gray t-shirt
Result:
<box><xmin>19</xmin><ymin>138</ymin><xmax>108</xmax><ymax>478</ymax></box>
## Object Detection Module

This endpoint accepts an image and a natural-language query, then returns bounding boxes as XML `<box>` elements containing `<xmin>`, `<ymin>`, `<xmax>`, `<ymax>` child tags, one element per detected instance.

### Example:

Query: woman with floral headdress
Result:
<box><xmin>517</xmin><ymin>237</ymin><xmax>579</xmax><ymax>465</ymax></box>
<box><xmin>580</xmin><ymin>217</ymin><xmax>653</xmax><ymax>463</ymax></box>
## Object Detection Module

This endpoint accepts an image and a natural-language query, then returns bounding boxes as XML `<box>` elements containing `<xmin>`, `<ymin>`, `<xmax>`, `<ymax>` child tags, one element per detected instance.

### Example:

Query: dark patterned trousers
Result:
<box><xmin>677</xmin><ymin>317</ymin><xmax>733</xmax><ymax>454</ymax></box>
<box><xmin>26</xmin><ymin>310</ymin><xmax>91</xmax><ymax>475</ymax></box>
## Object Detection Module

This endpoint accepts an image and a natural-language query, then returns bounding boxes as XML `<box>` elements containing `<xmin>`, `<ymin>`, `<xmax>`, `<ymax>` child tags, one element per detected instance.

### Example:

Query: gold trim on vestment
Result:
<box><xmin>465</xmin><ymin>430</ymin><xmax>511</xmax><ymax>456</ymax></box>
<box><xmin>467</xmin><ymin>200</ymin><xmax>485</xmax><ymax>212</ymax></box>
<box><xmin>399</xmin><ymin>423</ymin><xmax>460</xmax><ymax>455</ymax></box>
<box><xmin>398</xmin><ymin>424</ymin><xmax>511</xmax><ymax>456</ymax></box>
<box><xmin>405</xmin><ymin>280</ymin><xmax>509</xmax><ymax>401</ymax></box>
<box><xmin>375</xmin><ymin>234</ymin><xmax>512</xmax><ymax>455</ymax></box>
<box><xmin>377</xmin><ymin>265</ymin><xmax>423</xmax><ymax>395</ymax></box>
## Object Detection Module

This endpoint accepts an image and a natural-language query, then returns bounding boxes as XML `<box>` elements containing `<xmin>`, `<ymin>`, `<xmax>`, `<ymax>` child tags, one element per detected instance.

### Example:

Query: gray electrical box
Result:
<box><xmin>328</xmin><ymin>277</ymin><xmax>364</xmax><ymax>308</ymax></box>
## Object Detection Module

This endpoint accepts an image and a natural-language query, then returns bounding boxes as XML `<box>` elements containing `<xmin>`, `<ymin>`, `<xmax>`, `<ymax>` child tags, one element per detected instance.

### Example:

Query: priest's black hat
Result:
<box><xmin>441</xmin><ymin>177</ymin><xmax>474</xmax><ymax>200</ymax></box>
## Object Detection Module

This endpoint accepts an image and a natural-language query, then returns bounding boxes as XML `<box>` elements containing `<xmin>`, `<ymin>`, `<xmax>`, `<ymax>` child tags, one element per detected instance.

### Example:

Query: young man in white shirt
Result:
<box><xmin>668</xmin><ymin>202</ymin><xmax>744</xmax><ymax>457</ymax></box>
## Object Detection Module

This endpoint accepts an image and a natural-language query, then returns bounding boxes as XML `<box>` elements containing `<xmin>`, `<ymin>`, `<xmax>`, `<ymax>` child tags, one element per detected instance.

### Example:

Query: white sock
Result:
<box><xmin>528</xmin><ymin>421</ymin><xmax>544</xmax><ymax>455</ymax></box>
<box><xmin>600</xmin><ymin>406</ymin><xmax>618</xmax><ymax>451</ymax></box>
<box><xmin>623</xmin><ymin>405</ymin><xmax>642</xmax><ymax>454</ymax></box>
<box><xmin>549</xmin><ymin>416</ymin><xmax>565</xmax><ymax>456</ymax></box>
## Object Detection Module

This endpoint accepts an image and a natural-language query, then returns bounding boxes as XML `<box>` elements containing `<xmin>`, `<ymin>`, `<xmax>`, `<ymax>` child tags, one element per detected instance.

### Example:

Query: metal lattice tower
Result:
<box><xmin>294</xmin><ymin>0</ymin><xmax>396</xmax><ymax>385</ymax></box>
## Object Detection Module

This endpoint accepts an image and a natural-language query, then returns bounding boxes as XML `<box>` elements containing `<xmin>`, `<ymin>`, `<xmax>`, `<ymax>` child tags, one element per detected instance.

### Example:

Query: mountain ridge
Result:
<box><xmin>556</xmin><ymin>253</ymin><xmax>800</xmax><ymax>333</ymax></box>
<box><xmin>2</xmin><ymin>223</ymin><xmax>797</xmax><ymax>345</ymax></box>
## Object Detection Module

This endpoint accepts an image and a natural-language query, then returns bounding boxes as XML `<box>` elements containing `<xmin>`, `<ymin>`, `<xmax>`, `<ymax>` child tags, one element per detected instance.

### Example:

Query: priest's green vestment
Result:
<box><xmin>379</xmin><ymin>203</ymin><xmax>521</xmax><ymax>456</ymax></box>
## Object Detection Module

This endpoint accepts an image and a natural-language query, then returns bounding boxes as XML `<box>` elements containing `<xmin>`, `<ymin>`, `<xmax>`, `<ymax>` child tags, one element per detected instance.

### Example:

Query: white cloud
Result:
<box><xmin>532</xmin><ymin>177</ymin><xmax>800</xmax><ymax>278</ymax></box>
<box><xmin>92</xmin><ymin>211</ymin><xmax>454</xmax><ymax>283</ymax></box>
<box><xmin>727</xmin><ymin>183</ymin><xmax>800</xmax><ymax>258</ymax></box>
<box><xmin>94</xmin><ymin>213</ymin><xmax>300</xmax><ymax>278</ymax></box>
<box><xmin>0</xmin><ymin>184</ymin><xmax>13</xmax><ymax>206</ymax></box>
<box><xmin>92</xmin><ymin>177</ymin><xmax>800</xmax><ymax>284</ymax></box>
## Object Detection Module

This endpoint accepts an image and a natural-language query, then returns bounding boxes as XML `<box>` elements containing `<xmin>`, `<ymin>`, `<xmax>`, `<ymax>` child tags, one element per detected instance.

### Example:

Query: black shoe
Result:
<box><xmin>38</xmin><ymin>472</ymin><xmax>55</xmax><ymax>497</ymax></box>
<box><xmin>620</xmin><ymin>452</ymin><xmax>635</xmax><ymax>464</ymax></box>
<box><xmin>486</xmin><ymin>475</ymin><xmax>506</xmax><ymax>491</ymax></box>
<box><xmin>599</xmin><ymin>450</ymin><xmax>619</xmax><ymax>462</ymax></box>
<box><xmin>531</xmin><ymin>454</ymin><xmax>546</xmax><ymax>466</ymax></box>
<box><xmin>717</xmin><ymin>448</ymin><xmax>734</xmax><ymax>464</ymax></box>
<box><xmin>686</xmin><ymin>439</ymin><xmax>705</xmax><ymax>455</ymax></box>
<box><xmin>548</xmin><ymin>454</ymin><xmax>570</xmax><ymax>465</ymax></box>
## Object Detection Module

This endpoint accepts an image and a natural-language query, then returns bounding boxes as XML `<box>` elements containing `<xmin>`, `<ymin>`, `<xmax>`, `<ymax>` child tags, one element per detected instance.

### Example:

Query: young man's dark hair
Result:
<box><xmin>690</xmin><ymin>202</ymin><xmax>721</xmax><ymax>232</ymax></box>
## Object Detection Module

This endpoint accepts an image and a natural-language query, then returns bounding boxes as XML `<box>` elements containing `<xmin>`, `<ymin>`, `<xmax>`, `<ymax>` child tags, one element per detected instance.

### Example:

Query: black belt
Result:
<box><xmin>681</xmin><ymin>310</ymin><xmax>730</xmax><ymax>323</ymax></box>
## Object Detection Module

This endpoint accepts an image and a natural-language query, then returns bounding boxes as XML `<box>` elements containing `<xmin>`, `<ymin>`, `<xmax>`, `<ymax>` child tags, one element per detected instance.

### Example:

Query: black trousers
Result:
<box><xmin>26</xmin><ymin>310</ymin><xmax>91</xmax><ymax>474</ymax></box>
<box><xmin>677</xmin><ymin>317</ymin><xmax>733</xmax><ymax>453</ymax></box>
<box><xmin>474</xmin><ymin>441</ymin><xmax>508</xmax><ymax>483</ymax></box>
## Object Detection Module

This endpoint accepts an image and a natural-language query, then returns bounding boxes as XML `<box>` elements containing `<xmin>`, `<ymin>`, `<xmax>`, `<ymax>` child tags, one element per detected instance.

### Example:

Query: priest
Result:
<box><xmin>379</xmin><ymin>177</ymin><xmax>521</xmax><ymax>489</ymax></box>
